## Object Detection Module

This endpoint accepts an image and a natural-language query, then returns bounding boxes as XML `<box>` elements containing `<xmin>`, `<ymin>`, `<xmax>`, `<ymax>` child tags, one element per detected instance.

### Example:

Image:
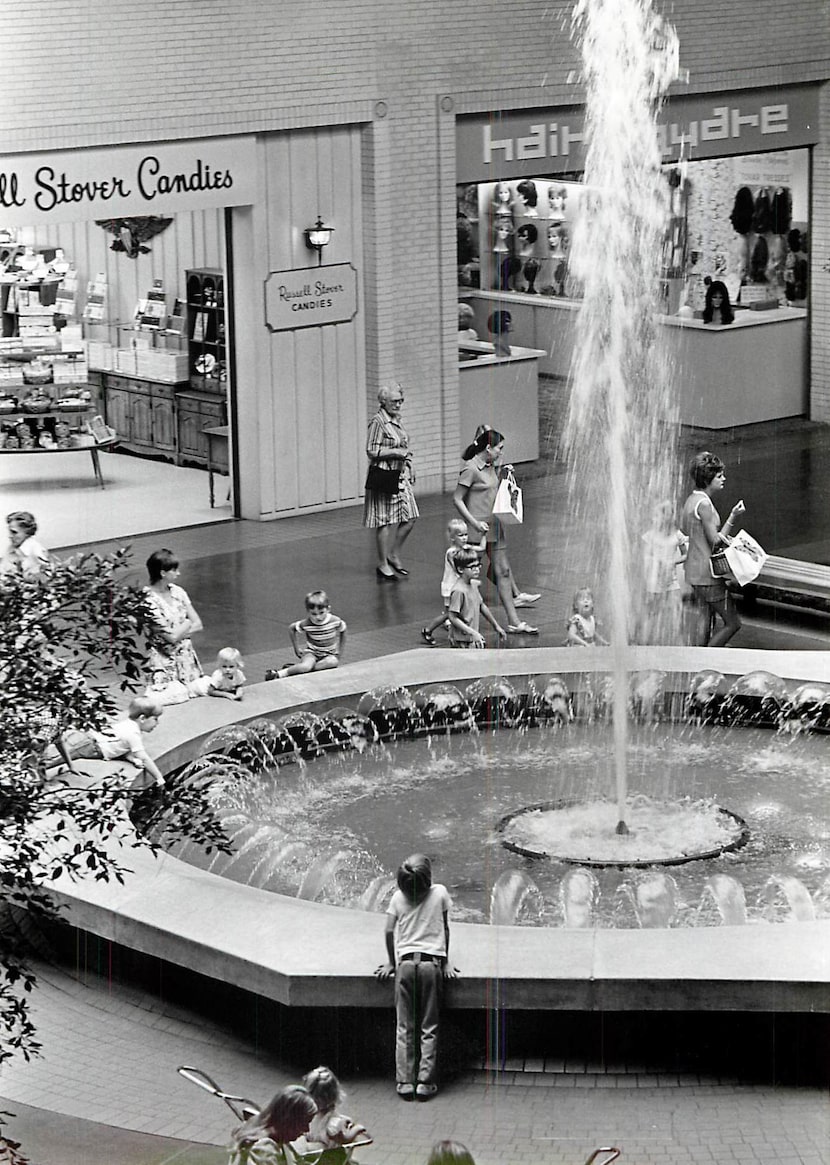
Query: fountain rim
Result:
<box><xmin>46</xmin><ymin>647</ymin><xmax>830</xmax><ymax>1016</ymax></box>
<box><xmin>497</xmin><ymin>799</ymin><xmax>751</xmax><ymax>868</ymax></box>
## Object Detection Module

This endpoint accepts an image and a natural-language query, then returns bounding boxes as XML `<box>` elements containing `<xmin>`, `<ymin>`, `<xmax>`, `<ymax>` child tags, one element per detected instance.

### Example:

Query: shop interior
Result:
<box><xmin>0</xmin><ymin>209</ymin><xmax>232</xmax><ymax>550</ymax></box>
<box><xmin>457</xmin><ymin>147</ymin><xmax>809</xmax><ymax>322</ymax></box>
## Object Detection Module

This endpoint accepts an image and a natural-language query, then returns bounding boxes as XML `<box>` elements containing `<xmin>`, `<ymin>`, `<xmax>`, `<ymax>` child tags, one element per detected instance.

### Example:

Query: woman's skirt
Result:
<box><xmin>363</xmin><ymin>476</ymin><xmax>420</xmax><ymax>528</ymax></box>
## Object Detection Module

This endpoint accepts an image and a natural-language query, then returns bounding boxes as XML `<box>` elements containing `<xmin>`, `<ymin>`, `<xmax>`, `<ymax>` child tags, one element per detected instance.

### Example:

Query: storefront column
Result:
<box><xmin>810</xmin><ymin>81</ymin><xmax>830</xmax><ymax>423</ymax></box>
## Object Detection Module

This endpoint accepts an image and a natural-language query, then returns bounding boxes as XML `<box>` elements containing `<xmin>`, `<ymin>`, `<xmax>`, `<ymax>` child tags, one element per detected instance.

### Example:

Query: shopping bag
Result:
<box><xmin>492</xmin><ymin>467</ymin><xmax>523</xmax><ymax>525</ymax></box>
<box><xmin>710</xmin><ymin>530</ymin><xmax>767</xmax><ymax>586</ymax></box>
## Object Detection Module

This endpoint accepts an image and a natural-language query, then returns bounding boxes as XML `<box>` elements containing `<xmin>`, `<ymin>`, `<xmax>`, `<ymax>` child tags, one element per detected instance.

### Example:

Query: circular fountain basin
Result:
<box><xmin>45</xmin><ymin>647</ymin><xmax>830</xmax><ymax>1015</ymax></box>
<box><xmin>499</xmin><ymin>798</ymin><xmax>749</xmax><ymax>867</ymax></box>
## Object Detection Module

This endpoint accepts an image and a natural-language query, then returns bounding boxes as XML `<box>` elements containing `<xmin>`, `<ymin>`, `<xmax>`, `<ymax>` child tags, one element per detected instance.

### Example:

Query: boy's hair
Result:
<box><xmin>397</xmin><ymin>853</ymin><xmax>433</xmax><ymax>903</ymax></box>
<box><xmin>217</xmin><ymin>646</ymin><xmax>243</xmax><ymax>666</ymax></box>
<box><xmin>428</xmin><ymin>1142</ymin><xmax>477</xmax><ymax>1165</ymax></box>
<box><xmin>446</xmin><ymin>518</ymin><xmax>467</xmax><ymax>540</ymax></box>
<box><xmin>453</xmin><ymin>547</ymin><xmax>481</xmax><ymax>572</ymax></box>
<box><xmin>127</xmin><ymin>696</ymin><xmax>162</xmax><ymax>721</ymax></box>
<box><xmin>302</xmin><ymin>1066</ymin><xmax>343</xmax><ymax>1114</ymax></box>
<box><xmin>7</xmin><ymin>511</ymin><xmax>37</xmax><ymax>536</ymax></box>
<box><xmin>689</xmin><ymin>450</ymin><xmax>725</xmax><ymax>489</ymax></box>
<box><xmin>305</xmin><ymin>590</ymin><xmax>329</xmax><ymax>610</ymax></box>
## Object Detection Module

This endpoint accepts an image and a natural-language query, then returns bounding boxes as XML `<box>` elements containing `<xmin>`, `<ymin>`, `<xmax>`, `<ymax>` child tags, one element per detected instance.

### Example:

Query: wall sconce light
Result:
<box><xmin>304</xmin><ymin>216</ymin><xmax>334</xmax><ymax>265</ymax></box>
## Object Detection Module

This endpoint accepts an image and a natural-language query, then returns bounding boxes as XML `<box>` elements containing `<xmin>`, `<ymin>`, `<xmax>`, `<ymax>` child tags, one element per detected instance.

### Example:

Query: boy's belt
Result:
<box><xmin>399</xmin><ymin>952</ymin><xmax>440</xmax><ymax>964</ymax></box>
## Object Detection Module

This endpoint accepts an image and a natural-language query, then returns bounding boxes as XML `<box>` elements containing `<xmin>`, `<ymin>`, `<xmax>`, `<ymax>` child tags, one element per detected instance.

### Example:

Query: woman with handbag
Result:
<box><xmin>363</xmin><ymin>382</ymin><xmax>419</xmax><ymax>581</ymax></box>
<box><xmin>452</xmin><ymin>427</ymin><xmax>538</xmax><ymax>634</ymax></box>
<box><xmin>679</xmin><ymin>451</ymin><xmax>745</xmax><ymax>647</ymax></box>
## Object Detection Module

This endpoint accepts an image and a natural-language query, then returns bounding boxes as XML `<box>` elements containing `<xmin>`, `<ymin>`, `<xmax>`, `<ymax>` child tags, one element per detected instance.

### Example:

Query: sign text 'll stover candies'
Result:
<box><xmin>0</xmin><ymin>136</ymin><xmax>256</xmax><ymax>225</ymax></box>
<box><xmin>264</xmin><ymin>265</ymin><xmax>358</xmax><ymax>331</ymax></box>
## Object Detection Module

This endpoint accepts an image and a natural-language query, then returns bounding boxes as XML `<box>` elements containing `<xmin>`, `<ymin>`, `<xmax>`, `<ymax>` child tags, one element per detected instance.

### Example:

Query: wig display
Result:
<box><xmin>729</xmin><ymin>186</ymin><xmax>755</xmax><ymax>235</ymax></box>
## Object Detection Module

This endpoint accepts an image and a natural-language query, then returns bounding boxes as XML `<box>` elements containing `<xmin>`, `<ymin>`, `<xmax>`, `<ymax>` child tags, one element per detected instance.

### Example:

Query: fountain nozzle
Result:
<box><xmin>615</xmin><ymin>820</ymin><xmax>630</xmax><ymax>836</ymax></box>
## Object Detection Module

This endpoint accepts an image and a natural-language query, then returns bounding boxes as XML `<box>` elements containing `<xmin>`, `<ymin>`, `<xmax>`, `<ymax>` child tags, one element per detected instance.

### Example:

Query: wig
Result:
<box><xmin>750</xmin><ymin>235</ymin><xmax>769</xmax><ymax>283</ymax></box>
<box><xmin>729</xmin><ymin>186</ymin><xmax>755</xmax><ymax>236</ymax></box>
<box><xmin>517</xmin><ymin>223</ymin><xmax>538</xmax><ymax>245</ymax></box>
<box><xmin>702</xmin><ymin>280</ymin><xmax>734</xmax><ymax>325</ymax></box>
<box><xmin>752</xmin><ymin>188</ymin><xmax>772</xmax><ymax>235</ymax></box>
<box><xmin>516</xmin><ymin>179</ymin><xmax>538</xmax><ymax>208</ymax></box>
<box><xmin>771</xmin><ymin>187</ymin><xmax>792</xmax><ymax>236</ymax></box>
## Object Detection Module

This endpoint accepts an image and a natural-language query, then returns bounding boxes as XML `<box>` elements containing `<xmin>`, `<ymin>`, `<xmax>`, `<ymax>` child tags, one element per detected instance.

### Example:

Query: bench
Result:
<box><xmin>734</xmin><ymin>554</ymin><xmax>830</xmax><ymax>615</ymax></box>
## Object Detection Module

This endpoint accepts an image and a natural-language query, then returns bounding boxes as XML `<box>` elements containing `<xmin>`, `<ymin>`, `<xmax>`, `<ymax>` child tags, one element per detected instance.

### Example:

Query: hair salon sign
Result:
<box><xmin>0</xmin><ymin>136</ymin><xmax>256</xmax><ymax>225</ymax></box>
<box><xmin>265</xmin><ymin>264</ymin><xmax>358</xmax><ymax>331</ymax></box>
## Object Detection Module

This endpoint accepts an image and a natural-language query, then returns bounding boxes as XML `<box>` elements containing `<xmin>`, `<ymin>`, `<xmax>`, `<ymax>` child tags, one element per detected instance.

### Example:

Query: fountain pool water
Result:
<box><xmin>165</xmin><ymin>675</ymin><xmax>830</xmax><ymax>930</ymax></box>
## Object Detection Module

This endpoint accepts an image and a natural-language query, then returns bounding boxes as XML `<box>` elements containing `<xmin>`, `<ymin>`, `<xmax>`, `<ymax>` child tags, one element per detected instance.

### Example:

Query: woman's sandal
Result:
<box><xmin>388</xmin><ymin>561</ymin><xmax>409</xmax><ymax>576</ymax></box>
<box><xmin>507</xmin><ymin>621</ymin><xmax>539</xmax><ymax>634</ymax></box>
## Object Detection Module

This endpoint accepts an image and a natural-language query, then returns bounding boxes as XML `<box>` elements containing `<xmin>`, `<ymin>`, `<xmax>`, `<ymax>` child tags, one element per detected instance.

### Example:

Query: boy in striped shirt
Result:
<box><xmin>265</xmin><ymin>590</ymin><xmax>347</xmax><ymax>680</ymax></box>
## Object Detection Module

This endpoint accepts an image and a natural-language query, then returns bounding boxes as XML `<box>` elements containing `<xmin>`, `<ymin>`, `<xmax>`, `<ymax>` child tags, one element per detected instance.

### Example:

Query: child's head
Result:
<box><xmin>453</xmin><ymin>547</ymin><xmax>482</xmax><ymax>578</ymax></box>
<box><xmin>216</xmin><ymin>647</ymin><xmax>243</xmax><ymax>677</ymax></box>
<box><xmin>573</xmin><ymin>588</ymin><xmax>595</xmax><ymax>616</ymax></box>
<box><xmin>428</xmin><ymin>1142</ymin><xmax>477</xmax><ymax>1165</ymax></box>
<box><xmin>652</xmin><ymin>500</ymin><xmax>674</xmax><ymax>529</ymax></box>
<box><xmin>446</xmin><ymin>518</ymin><xmax>468</xmax><ymax>548</ymax></box>
<box><xmin>127</xmin><ymin>696</ymin><xmax>162</xmax><ymax>731</ymax></box>
<box><xmin>305</xmin><ymin>590</ymin><xmax>330</xmax><ymax>625</ymax></box>
<box><xmin>397</xmin><ymin>853</ymin><xmax>433</xmax><ymax>903</ymax></box>
<box><xmin>301</xmin><ymin>1066</ymin><xmax>343</xmax><ymax>1114</ymax></box>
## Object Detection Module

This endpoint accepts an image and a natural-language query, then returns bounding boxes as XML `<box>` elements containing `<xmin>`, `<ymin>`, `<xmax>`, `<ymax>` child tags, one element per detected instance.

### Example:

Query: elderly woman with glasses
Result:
<box><xmin>363</xmin><ymin>382</ymin><xmax>420</xmax><ymax>581</ymax></box>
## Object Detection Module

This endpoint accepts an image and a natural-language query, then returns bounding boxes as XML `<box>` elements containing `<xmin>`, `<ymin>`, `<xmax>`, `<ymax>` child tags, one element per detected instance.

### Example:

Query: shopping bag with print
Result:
<box><xmin>492</xmin><ymin>467</ymin><xmax>523</xmax><ymax>525</ymax></box>
<box><xmin>723</xmin><ymin>529</ymin><xmax>767</xmax><ymax>587</ymax></box>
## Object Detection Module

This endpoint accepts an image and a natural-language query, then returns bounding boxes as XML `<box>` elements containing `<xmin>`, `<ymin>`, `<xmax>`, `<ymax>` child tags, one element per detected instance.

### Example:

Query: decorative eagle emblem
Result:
<box><xmin>95</xmin><ymin>216</ymin><xmax>174</xmax><ymax>259</ymax></box>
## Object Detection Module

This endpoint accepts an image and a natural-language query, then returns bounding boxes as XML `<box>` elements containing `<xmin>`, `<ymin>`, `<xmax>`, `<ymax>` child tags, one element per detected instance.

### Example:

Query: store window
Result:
<box><xmin>457</xmin><ymin>146</ymin><xmax>809</xmax><ymax>318</ymax></box>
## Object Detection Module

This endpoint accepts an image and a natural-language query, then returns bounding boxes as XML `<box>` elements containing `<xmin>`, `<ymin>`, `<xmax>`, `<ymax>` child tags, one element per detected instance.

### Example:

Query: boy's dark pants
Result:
<box><xmin>395</xmin><ymin>955</ymin><xmax>442</xmax><ymax>1085</ymax></box>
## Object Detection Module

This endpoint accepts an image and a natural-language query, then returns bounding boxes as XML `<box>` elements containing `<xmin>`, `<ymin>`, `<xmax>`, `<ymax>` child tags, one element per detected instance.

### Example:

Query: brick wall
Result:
<box><xmin>1</xmin><ymin>0</ymin><xmax>827</xmax><ymax>500</ymax></box>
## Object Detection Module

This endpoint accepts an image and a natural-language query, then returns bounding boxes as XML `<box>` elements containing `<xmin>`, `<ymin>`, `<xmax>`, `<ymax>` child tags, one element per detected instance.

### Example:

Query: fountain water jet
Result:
<box><xmin>563</xmin><ymin>0</ymin><xmax>683</xmax><ymax>835</ymax></box>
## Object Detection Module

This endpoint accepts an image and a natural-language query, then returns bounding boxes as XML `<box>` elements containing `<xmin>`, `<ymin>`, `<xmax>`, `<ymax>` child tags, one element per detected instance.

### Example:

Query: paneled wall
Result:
<box><xmin>233</xmin><ymin>126</ymin><xmax>367</xmax><ymax>518</ymax></box>
<box><xmin>19</xmin><ymin>212</ymin><xmax>224</xmax><ymax>326</ymax></box>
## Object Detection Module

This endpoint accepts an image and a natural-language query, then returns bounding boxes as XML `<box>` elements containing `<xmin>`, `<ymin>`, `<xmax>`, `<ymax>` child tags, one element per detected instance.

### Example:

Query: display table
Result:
<box><xmin>458</xmin><ymin>341</ymin><xmax>545</xmax><ymax>462</ymax></box>
<box><xmin>0</xmin><ymin>436</ymin><xmax>118</xmax><ymax>487</ymax></box>
<box><xmin>461</xmin><ymin>291</ymin><xmax>808</xmax><ymax>429</ymax></box>
<box><xmin>203</xmin><ymin>424</ymin><xmax>229</xmax><ymax>507</ymax></box>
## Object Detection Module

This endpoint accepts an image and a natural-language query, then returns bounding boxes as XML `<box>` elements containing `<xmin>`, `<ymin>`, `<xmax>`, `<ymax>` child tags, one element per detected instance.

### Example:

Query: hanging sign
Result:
<box><xmin>456</xmin><ymin>84</ymin><xmax>820</xmax><ymax>181</ymax></box>
<box><xmin>0</xmin><ymin>136</ymin><xmax>256</xmax><ymax>225</ymax></box>
<box><xmin>264</xmin><ymin>264</ymin><xmax>358</xmax><ymax>331</ymax></box>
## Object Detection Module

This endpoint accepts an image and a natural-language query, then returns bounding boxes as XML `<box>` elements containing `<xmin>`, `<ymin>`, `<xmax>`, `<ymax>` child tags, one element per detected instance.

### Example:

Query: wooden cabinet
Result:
<box><xmin>176</xmin><ymin>390</ymin><xmax>227</xmax><ymax>467</ymax></box>
<box><xmin>186</xmin><ymin>268</ymin><xmax>227</xmax><ymax>392</ymax></box>
<box><xmin>98</xmin><ymin>370</ymin><xmax>187</xmax><ymax>462</ymax></box>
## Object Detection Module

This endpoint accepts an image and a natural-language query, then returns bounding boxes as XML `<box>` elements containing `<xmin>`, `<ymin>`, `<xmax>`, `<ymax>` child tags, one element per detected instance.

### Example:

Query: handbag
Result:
<box><xmin>365</xmin><ymin>463</ymin><xmax>401</xmax><ymax>495</ymax></box>
<box><xmin>492</xmin><ymin>466</ymin><xmax>524</xmax><ymax>525</ymax></box>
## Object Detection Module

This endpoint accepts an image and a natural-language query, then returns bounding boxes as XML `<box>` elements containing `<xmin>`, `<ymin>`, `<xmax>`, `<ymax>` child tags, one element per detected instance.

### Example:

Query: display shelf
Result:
<box><xmin>186</xmin><ymin>268</ymin><xmax>226</xmax><ymax>392</ymax></box>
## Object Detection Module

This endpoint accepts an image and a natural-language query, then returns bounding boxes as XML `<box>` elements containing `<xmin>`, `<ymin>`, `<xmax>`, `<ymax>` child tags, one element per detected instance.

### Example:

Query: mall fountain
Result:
<box><xmin>48</xmin><ymin>0</ymin><xmax>829</xmax><ymax>1027</ymax></box>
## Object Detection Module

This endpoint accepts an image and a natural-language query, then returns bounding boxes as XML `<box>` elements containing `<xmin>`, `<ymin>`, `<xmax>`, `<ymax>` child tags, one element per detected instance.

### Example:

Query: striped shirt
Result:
<box><xmin>296</xmin><ymin>612</ymin><xmax>347</xmax><ymax>659</ymax></box>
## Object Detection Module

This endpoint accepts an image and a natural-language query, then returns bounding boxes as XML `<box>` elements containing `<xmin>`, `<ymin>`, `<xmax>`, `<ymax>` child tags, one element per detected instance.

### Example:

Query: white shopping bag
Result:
<box><xmin>492</xmin><ymin>467</ymin><xmax>524</xmax><ymax>525</ymax></box>
<box><xmin>723</xmin><ymin>530</ymin><xmax>767</xmax><ymax>586</ymax></box>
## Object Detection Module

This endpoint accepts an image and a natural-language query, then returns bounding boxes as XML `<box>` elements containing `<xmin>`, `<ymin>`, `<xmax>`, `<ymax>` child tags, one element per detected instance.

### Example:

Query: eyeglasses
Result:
<box><xmin>389</xmin><ymin>398</ymin><xmax>404</xmax><ymax>405</ymax></box>
<box><xmin>308</xmin><ymin>604</ymin><xmax>329</xmax><ymax>611</ymax></box>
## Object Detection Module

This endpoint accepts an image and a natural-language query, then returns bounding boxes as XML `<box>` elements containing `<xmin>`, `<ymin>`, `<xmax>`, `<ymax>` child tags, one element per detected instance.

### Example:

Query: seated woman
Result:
<box><xmin>144</xmin><ymin>548</ymin><xmax>211</xmax><ymax>704</ymax></box>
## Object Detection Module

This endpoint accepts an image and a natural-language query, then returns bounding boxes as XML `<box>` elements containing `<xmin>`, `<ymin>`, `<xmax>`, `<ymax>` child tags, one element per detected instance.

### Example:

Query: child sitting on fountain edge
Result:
<box><xmin>265</xmin><ymin>590</ymin><xmax>347</xmax><ymax>680</ymax></box>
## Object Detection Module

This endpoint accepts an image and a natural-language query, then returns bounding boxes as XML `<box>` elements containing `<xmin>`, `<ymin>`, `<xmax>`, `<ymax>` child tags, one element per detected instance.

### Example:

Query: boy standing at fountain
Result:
<box><xmin>375</xmin><ymin>853</ymin><xmax>458</xmax><ymax>1100</ymax></box>
<box><xmin>446</xmin><ymin>548</ymin><xmax>507</xmax><ymax>648</ymax></box>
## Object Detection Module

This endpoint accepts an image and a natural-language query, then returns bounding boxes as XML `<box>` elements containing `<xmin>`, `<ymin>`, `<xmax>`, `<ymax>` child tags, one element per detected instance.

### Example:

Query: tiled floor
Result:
<box><xmin>1</xmin><ymin>419</ymin><xmax>829</xmax><ymax>1164</ymax></box>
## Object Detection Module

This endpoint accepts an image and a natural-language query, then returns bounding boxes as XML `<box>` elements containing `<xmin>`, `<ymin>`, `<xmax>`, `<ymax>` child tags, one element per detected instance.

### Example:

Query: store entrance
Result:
<box><xmin>0</xmin><ymin>208</ymin><xmax>236</xmax><ymax>551</ymax></box>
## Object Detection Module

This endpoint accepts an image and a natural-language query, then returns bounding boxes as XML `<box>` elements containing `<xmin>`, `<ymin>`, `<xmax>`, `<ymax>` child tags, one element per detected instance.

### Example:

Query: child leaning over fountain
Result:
<box><xmin>301</xmin><ymin>1066</ymin><xmax>370</xmax><ymax>1151</ymax></box>
<box><xmin>564</xmin><ymin>587</ymin><xmax>609</xmax><ymax>647</ymax></box>
<box><xmin>265</xmin><ymin>590</ymin><xmax>347</xmax><ymax>680</ymax></box>
<box><xmin>207</xmin><ymin>647</ymin><xmax>246</xmax><ymax>700</ymax></box>
<box><xmin>375</xmin><ymin>853</ymin><xmax>459</xmax><ymax>1100</ymax></box>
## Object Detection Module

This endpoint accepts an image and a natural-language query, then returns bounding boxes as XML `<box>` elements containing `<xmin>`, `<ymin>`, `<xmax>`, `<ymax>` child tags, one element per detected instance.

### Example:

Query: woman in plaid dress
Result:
<box><xmin>363</xmin><ymin>382</ymin><xmax>420</xmax><ymax>581</ymax></box>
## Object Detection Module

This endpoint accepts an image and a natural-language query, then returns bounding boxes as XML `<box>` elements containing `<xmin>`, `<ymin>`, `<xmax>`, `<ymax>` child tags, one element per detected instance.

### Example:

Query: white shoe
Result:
<box><xmin>514</xmin><ymin>592</ymin><xmax>541</xmax><ymax>607</ymax></box>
